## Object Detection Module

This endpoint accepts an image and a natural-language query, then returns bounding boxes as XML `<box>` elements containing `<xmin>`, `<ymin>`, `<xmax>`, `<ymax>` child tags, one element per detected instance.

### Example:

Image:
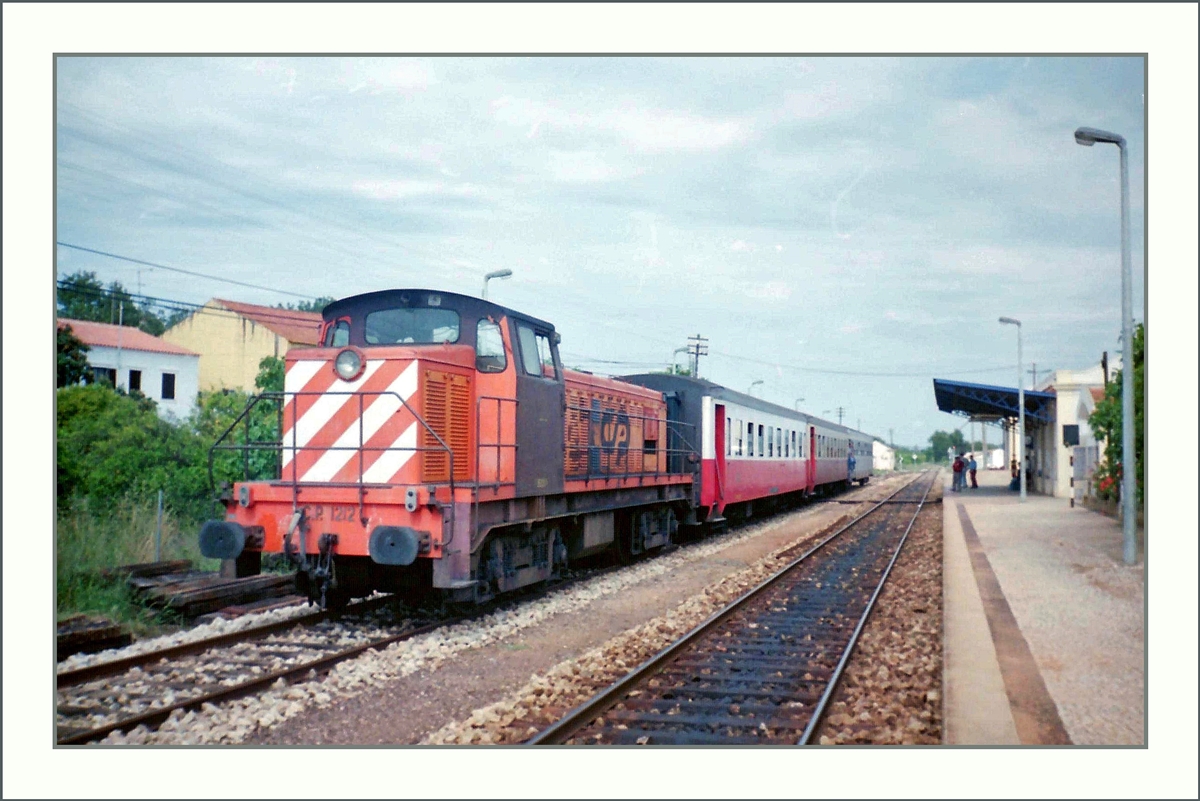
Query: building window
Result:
<box><xmin>90</xmin><ymin>367</ymin><xmax>116</xmax><ymax>386</ymax></box>
<box><xmin>161</xmin><ymin>372</ymin><xmax>176</xmax><ymax>400</ymax></box>
<box><xmin>128</xmin><ymin>370</ymin><xmax>141</xmax><ymax>392</ymax></box>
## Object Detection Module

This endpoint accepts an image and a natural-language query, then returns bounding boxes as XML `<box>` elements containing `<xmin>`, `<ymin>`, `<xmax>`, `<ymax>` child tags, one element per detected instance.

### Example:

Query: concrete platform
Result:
<box><xmin>942</xmin><ymin>467</ymin><xmax>1145</xmax><ymax>745</ymax></box>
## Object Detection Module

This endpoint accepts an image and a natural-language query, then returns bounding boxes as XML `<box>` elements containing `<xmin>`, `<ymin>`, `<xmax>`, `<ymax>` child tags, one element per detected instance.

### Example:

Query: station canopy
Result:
<box><xmin>932</xmin><ymin>378</ymin><xmax>1055</xmax><ymax>423</ymax></box>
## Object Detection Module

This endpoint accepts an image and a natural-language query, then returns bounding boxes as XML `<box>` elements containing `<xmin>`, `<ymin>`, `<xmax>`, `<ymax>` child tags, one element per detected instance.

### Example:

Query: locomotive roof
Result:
<box><xmin>322</xmin><ymin>289</ymin><xmax>557</xmax><ymax>332</ymax></box>
<box><xmin>618</xmin><ymin>373</ymin><xmax>872</xmax><ymax>439</ymax></box>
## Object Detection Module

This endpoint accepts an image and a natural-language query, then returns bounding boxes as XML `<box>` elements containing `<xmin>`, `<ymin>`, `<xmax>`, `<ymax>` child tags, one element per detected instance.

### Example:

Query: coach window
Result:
<box><xmin>767</xmin><ymin>427</ymin><xmax>773</xmax><ymax>457</ymax></box>
<box><xmin>736</xmin><ymin>420</ymin><xmax>743</xmax><ymax>456</ymax></box>
<box><xmin>758</xmin><ymin>425</ymin><xmax>764</xmax><ymax>457</ymax></box>
<box><xmin>475</xmin><ymin>318</ymin><xmax>507</xmax><ymax>373</ymax></box>
<box><xmin>791</xmin><ymin>431</ymin><xmax>797</xmax><ymax>459</ymax></box>
<box><xmin>747</xmin><ymin>422</ymin><xmax>754</xmax><ymax>457</ymax></box>
<box><xmin>776</xmin><ymin>428</ymin><xmax>782</xmax><ymax>457</ymax></box>
<box><xmin>725</xmin><ymin>416</ymin><xmax>731</xmax><ymax>456</ymax></box>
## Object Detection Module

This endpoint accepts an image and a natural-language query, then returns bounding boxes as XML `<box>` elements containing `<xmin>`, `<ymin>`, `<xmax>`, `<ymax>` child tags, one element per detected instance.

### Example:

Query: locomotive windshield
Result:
<box><xmin>363</xmin><ymin>307</ymin><xmax>460</xmax><ymax>345</ymax></box>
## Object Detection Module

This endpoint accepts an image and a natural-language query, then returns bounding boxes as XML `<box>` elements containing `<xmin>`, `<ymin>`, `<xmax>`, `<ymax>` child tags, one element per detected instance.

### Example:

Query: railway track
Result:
<box><xmin>528</xmin><ymin>470</ymin><xmax>937</xmax><ymax>745</ymax></box>
<box><xmin>56</xmin><ymin>479</ymin><xmax>902</xmax><ymax>745</ymax></box>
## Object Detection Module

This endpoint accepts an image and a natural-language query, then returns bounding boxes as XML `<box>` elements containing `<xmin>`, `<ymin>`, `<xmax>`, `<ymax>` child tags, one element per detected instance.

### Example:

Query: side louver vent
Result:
<box><xmin>421</xmin><ymin>370</ymin><xmax>471</xmax><ymax>482</ymax></box>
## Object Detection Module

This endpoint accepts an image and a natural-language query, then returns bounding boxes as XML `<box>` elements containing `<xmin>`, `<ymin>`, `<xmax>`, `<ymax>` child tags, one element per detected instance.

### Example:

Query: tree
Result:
<box><xmin>57</xmin><ymin>324</ymin><xmax>91</xmax><ymax>387</ymax></box>
<box><xmin>57</xmin><ymin>270</ymin><xmax>172</xmax><ymax>335</ymax></box>
<box><xmin>1089</xmin><ymin>323</ymin><xmax>1144</xmax><ymax>505</ymax></box>
<box><xmin>926</xmin><ymin>429</ymin><xmax>967</xmax><ymax>462</ymax></box>
<box><xmin>277</xmin><ymin>297</ymin><xmax>336</xmax><ymax>314</ymax></box>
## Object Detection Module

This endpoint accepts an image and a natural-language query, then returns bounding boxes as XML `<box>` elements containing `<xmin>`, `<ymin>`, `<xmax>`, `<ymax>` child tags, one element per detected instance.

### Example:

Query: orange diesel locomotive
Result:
<box><xmin>200</xmin><ymin>289</ymin><xmax>695</xmax><ymax>606</ymax></box>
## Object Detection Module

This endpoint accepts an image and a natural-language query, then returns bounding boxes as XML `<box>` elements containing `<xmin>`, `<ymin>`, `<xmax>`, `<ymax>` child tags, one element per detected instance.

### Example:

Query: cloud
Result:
<box><xmin>490</xmin><ymin>94</ymin><xmax>751</xmax><ymax>152</ymax></box>
<box><xmin>730</xmin><ymin>240</ymin><xmax>753</xmax><ymax>252</ymax></box>
<box><xmin>350</xmin><ymin>178</ymin><xmax>481</xmax><ymax>201</ymax></box>
<box><xmin>546</xmin><ymin>150</ymin><xmax>619</xmax><ymax>183</ymax></box>
<box><xmin>743</xmin><ymin>281</ymin><xmax>792</xmax><ymax>301</ymax></box>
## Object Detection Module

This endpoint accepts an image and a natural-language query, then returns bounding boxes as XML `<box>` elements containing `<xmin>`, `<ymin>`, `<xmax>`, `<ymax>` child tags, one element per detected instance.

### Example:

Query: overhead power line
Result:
<box><xmin>56</xmin><ymin>242</ymin><xmax>316</xmax><ymax>300</ymax></box>
<box><xmin>55</xmin><ymin>282</ymin><xmax>324</xmax><ymax>328</ymax></box>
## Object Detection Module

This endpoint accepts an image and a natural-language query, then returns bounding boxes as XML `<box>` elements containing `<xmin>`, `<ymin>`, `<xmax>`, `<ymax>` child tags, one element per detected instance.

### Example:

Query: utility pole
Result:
<box><xmin>687</xmin><ymin>334</ymin><xmax>708</xmax><ymax>379</ymax></box>
<box><xmin>889</xmin><ymin>428</ymin><xmax>894</xmax><ymax>448</ymax></box>
<box><xmin>1027</xmin><ymin>363</ymin><xmax>1039</xmax><ymax>388</ymax></box>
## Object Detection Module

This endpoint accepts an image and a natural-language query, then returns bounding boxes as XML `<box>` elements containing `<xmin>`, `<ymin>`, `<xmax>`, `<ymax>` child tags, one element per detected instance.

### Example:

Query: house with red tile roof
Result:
<box><xmin>58</xmin><ymin>318</ymin><xmax>201</xmax><ymax>420</ymax></box>
<box><xmin>160</xmin><ymin>298</ymin><xmax>323</xmax><ymax>391</ymax></box>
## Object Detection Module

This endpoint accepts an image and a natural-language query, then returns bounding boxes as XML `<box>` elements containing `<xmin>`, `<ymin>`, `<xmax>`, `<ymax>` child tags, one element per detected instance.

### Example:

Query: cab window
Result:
<box><xmin>324</xmin><ymin>319</ymin><xmax>350</xmax><ymax>347</ymax></box>
<box><xmin>364</xmin><ymin>307</ymin><xmax>460</xmax><ymax>344</ymax></box>
<box><xmin>475</xmin><ymin>319</ymin><xmax>507</xmax><ymax>373</ymax></box>
<box><xmin>517</xmin><ymin>324</ymin><xmax>559</xmax><ymax>379</ymax></box>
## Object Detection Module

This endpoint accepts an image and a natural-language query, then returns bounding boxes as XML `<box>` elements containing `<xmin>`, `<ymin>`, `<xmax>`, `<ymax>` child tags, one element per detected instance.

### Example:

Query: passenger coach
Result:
<box><xmin>619</xmin><ymin>375</ymin><xmax>873</xmax><ymax>524</ymax></box>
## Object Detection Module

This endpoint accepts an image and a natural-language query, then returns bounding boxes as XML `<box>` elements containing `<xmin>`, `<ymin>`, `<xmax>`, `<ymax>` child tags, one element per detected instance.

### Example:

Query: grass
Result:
<box><xmin>56</xmin><ymin>494</ymin><xmax>221</xmax><ymax>634</ymax></box>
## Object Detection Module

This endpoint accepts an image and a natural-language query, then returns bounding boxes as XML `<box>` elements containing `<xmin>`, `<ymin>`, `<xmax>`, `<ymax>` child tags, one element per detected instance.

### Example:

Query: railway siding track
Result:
<box><xmin>529</xmin><ymin>471</ymin><xmax>937</xmax><ymax>745</ymax></box>
<box><xmin>55</xmin><ymin>603</ymin><xmax>440</xmax><ymax>745</ymax></box>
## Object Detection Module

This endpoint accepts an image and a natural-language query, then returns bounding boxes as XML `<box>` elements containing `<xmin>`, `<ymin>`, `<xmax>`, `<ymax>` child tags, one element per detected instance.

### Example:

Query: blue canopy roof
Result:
<box><xmin>932</xmin><ymin>378</ymin><xmax>1056</xmax><ymax>423</ymax></box>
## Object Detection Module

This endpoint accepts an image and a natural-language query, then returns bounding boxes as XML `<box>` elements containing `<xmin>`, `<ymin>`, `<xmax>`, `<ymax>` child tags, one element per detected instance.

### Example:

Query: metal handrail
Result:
<box><xmin>208</xmin><ymin>389</ymin><xmax>457</xmax><ymax>533</ymax></box>
<box><xmin>563</xmin><ymin>402</ymin><xmax>697</xmax><ymax>483</ymax></box>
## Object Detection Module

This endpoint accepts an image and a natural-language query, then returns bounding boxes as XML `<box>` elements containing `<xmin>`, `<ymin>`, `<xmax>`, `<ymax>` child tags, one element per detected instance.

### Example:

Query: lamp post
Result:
<box><xmin>1075</xmin><ymin>125</ymin><xmax>1137</xmax><ymax>566</ymax></box>
<box><xmin>482</xmin><ymin>269</ymin><xmax>513</xmax><ymax>300</ymax></box>
<box><xmin>672</xmin><ymin>346</ymin><xmax>689</xmax><ymax>375</ymax></box>
<box><xmin>999</xmin><ymin>316</ymin><xmax>1025</xmax><ymax>502</ymax></box>
<box><xmin>748</xmin><ymin>380</ymin><xmax>764</xmax><ymax>396</ymax></box>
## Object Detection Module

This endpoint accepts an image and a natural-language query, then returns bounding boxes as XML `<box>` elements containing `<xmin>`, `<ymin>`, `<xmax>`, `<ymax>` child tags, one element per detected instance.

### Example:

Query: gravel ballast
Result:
<box><xmin>813</xmin><ymin>479</ymin><xmax>944</xmax><ymax>745</ymax></box>
<box><xmin>75</xmin><ymin>477</ymin><xmax>925</xmax><ymax>746</ymax></box>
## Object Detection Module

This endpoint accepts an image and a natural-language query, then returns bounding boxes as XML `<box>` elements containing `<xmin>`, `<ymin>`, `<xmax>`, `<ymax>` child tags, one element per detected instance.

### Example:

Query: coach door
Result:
<box><xmin>713</xmin><ymin>404</ymin><xmax>727</xmax><ymax>514</ymax></box>
<box><xmin>512</xmin><ymin>321</ymin><xmax>565</xmax><ymax>497</ymax></box>
<box><xmin>807</xmin><ymin>426</ymin><xmax>817</xmax><ymax>493</ymax></box>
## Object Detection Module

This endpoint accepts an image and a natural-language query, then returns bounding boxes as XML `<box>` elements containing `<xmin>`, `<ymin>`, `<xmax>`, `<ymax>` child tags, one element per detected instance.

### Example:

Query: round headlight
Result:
<box><xmin>334</xmin><ymin>348</ymin><xmax>364</xmax><ymax>381</ymax></box>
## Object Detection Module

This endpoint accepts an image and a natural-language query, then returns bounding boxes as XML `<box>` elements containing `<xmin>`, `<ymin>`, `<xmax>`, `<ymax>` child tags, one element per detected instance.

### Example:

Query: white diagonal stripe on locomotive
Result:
<box><xmin>280</xmin><ymin>360</ymin><xmax>385</xmax><ymax>470</ymax></box>
<box><xmin>296</xmin><ymin>361</ymin><xmax>420</xmax><ymax>483</ymax></box>
<box><xmin>361</xmin><ymin>423</ymin><xmax>419</xmax><ymax>484</ymax></box>
<box><xmin>280</xmin><ymin>359</ymin><xmax>337</xmax><ymax>468</ymax></box>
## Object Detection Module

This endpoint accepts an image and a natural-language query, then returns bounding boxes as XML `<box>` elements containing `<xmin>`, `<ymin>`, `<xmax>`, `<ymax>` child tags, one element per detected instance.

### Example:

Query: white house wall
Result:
<box><xmin>85</xmin><ymin>345</ymin><xmax>200</xmax><ymax>421</ymax></box>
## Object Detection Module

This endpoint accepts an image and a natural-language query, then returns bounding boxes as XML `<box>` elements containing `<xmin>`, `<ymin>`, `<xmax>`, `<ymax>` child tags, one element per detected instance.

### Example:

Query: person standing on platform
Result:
<box><xmin>951</xmin><ymin>454</ymin><xmax>964</xmax><ymax>491</ymax></box>
<box><xmin>968</xmin><ymin>453</ymin><xmax>978</xmax><ymax>488</ymax></box>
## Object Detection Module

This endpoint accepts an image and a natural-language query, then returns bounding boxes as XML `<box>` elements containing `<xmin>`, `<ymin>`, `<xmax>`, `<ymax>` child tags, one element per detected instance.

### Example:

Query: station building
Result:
<box><xmin>58</xmin><ymin>318</ymin><xmax>200</xmax><ymax>421</ymax></box>
<box><xmin>933</xmin><ymin>357</ymin><xmax>1115</xmax><ymax>501</ymax></box>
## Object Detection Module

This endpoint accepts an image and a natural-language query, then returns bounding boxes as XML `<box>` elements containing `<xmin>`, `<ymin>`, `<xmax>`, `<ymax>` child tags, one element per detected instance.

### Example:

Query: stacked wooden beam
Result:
<box><xmin>138</xmin><ymin>573</ymin><xmax>298</xmax><ymax>617</ymax></box>
<box><xmin>56</xmin><ymin>616</ymin><xmax>133</xmax><ymax>661</ymax></box>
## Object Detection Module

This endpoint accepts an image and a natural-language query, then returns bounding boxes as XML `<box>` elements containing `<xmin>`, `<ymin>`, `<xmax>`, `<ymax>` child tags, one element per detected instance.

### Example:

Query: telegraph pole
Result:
<box><xmin>688</xmin><ymin>334</ymin><xmax>708</xmax><ymax>378</ymax></box>
<box><xmin>1027</xmin><ymin>363</ymin><xmax>1039</xmax><ymax>388</ymax></box>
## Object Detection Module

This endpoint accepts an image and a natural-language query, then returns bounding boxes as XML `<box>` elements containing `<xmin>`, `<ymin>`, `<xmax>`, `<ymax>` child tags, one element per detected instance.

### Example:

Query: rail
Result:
<box><xmin>528</xmin><ymin>471</ymin><xmax>937</xmax><ymax>745</ymax></box>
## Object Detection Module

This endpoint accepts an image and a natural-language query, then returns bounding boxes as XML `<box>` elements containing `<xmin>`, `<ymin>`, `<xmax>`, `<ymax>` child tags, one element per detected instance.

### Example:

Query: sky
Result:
<box><xmin>54</xmin><ymin>55</ymin><xmax>1147</xmax><ymax>447</ymax></box>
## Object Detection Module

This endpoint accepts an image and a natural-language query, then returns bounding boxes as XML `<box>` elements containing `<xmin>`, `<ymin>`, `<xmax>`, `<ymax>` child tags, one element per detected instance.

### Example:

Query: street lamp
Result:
<box><xmin>1075</xmin><ymin>125</ymin><xmax>1137</xmax><ymax>566</ymax></box>
<box><xmin>999</xmin><ymin>316</ymin><xmax>1025</xmax><ymax>502</ymax></box>
<box><xmin>748</xmin><ymin>380</ymin><xmax>764</xmax><ymax>396</ymax></box>
<box><xmin>482</xmin><ymin>269</ymin><xmax>513</xmax><ymax>300</ymax></box>
<box><xmin>672</xmin><ymin>346</ymin><xmax>689</xmax><ymax>375</ymax></box>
